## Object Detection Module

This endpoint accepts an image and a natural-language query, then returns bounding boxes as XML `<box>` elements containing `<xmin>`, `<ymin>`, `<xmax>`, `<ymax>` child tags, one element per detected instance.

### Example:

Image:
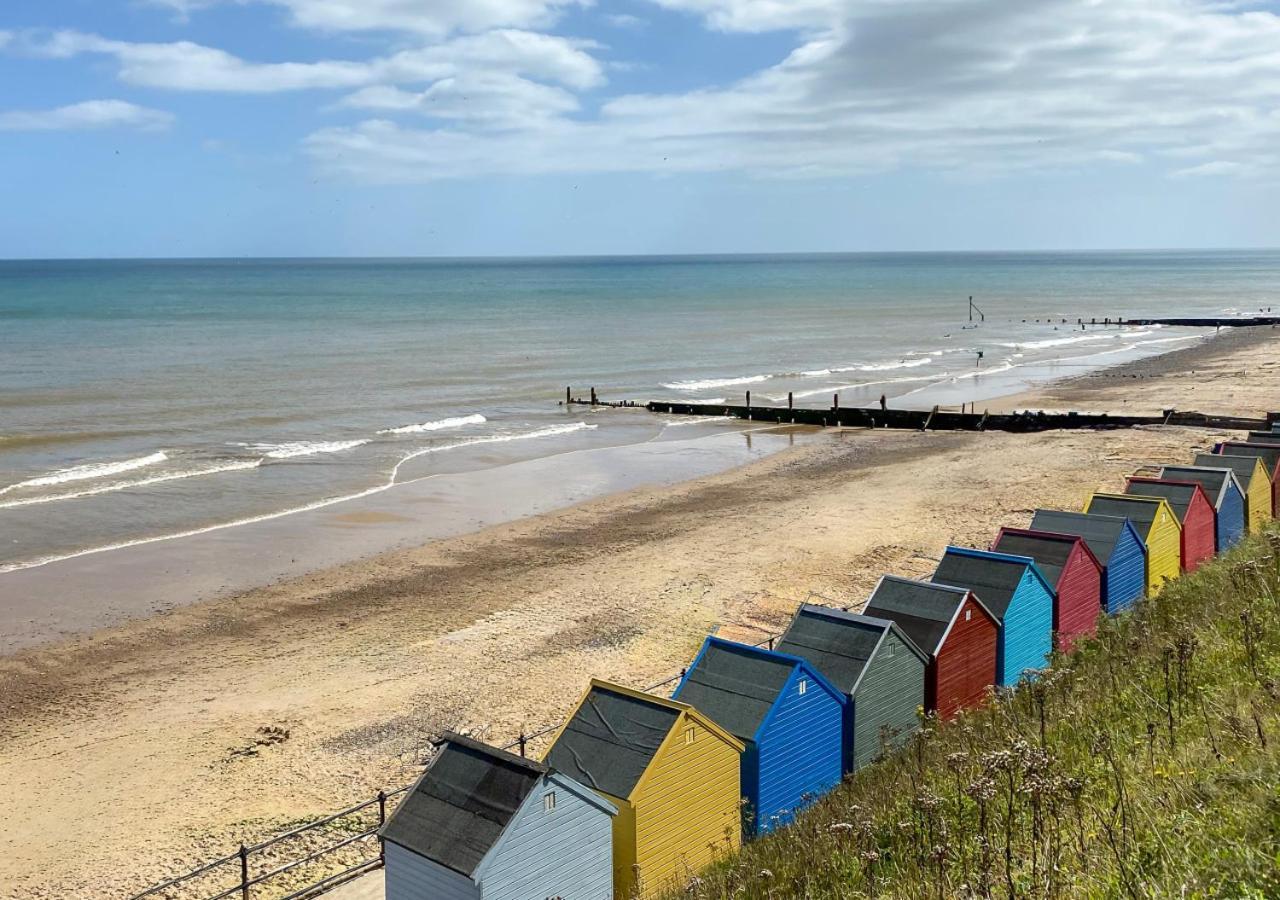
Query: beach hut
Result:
<box><xmin>775</xmin><ymin>605</ymin><xmax>927</xmax><ymax>773</ymax></box>
<box><xmin>1195</xmin><ymin>453</ymin><xmax>1271</xmax><ymax>534</ymax></box>
<box><xmin>1160</xmin><ymin>465</ymin><xmax>1247</xmax><ymax>551</ymax></box>
<box><xmin>930</xmin><ymin>547</ymin><xmax>1055</xmax><ymax>687</ymax></box>
<box><xmin>1029</xmin><ymin>510</ymin><xmax>1147</xmax><ymax>614</ymax></box>
<box><xmin>1217</xmin><ymin>442</ymin><xmax>1280</xmax><ymax>516</ymax></box>
<box><xmin>862</xmin><ymin>576</ymin><xmax>998</xmax><ymax>720</ymax></box>
<box><xmin>1124</xmin><ymin>478</ymin><xmax>1216</xmax><ymax>572</ymax></box>
<box><xmin>673</xmin><ymin>637</ymin><xmax>845</xmax><ymax>836</ymax></box>
<box><xmin>544</xmin><ymin>680</ymin><xmax>743</xmax><ymax>900</ymax></box>
<box><xmin>992</xmin><ymin>528</ymin><xmax>1102</xmax><ymax>653</ymax></box>
<box><xmin>1085</xmin><ymin>494</ymin><xmax>1181</xmax><ymax>594</ymax></box>
<box><xmin>380</xmin><ymin>732</ymin><xmax>616</xmax><ymax>900</ymax></box>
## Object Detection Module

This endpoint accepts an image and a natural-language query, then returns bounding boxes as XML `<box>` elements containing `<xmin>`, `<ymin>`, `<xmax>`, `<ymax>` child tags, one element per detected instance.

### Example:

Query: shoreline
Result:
<box><xmin>0</xmin><ymin>325</ymin><xmax>1250</xmax><ymax>655</ymax></box>
<box><xmin>2</xmin><ymin>326</ymin><xmax>1279</xmax><ymax>898</ymax></box>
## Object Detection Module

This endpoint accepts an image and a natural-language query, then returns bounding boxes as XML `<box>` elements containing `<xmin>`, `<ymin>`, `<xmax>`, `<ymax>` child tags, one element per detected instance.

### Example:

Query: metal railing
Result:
<box><xmin>126</xmin><ymin>628</ymin><xmax>788</xmax><ymax>900</ymax></box>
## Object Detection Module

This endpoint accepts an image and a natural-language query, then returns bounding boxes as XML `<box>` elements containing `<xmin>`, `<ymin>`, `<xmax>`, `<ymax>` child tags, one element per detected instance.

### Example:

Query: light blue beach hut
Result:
<box><xmin>932</xmin><ymin>546</ymin><xmax>1055</xmax><ymax>686</ymax></box>
<box><xmin>381</xmin><ymin>732</ymin><xmax>616</xmax><ymax>900</ymax></box>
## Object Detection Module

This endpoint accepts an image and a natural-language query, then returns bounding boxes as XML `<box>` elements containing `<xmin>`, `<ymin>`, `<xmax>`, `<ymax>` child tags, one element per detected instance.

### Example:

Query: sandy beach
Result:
<box><xmin>2</xmin><ymin>325</ymin><xmax>1278</xmax><ymax>899</ymax></box>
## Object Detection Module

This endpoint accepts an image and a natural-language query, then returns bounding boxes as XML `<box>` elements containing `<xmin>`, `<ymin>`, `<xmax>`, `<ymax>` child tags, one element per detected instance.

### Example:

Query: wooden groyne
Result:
<box><xmin>566</xmin><ymin>388</ymin><xmax>1271</xmax><ymax>434</ymax></box>
<box><xmin>641</xmin><ymin>401</ymin><xmax>1268</xmax><ymax>433</ymax></box>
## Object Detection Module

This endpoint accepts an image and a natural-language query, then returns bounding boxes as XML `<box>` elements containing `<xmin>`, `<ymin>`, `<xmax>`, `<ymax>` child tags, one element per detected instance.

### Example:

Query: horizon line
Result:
<box><xmin>4</xmin><ymin>245</ymin><xmax>1280</xmax><ymax>264</ymax></box>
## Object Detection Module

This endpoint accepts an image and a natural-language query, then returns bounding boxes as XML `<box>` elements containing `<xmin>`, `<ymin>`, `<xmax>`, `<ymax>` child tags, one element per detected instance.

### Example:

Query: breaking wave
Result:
<box><xmin>377</xmin><ymin>414</ymin><xmax>487</xmax><ymax>435</ymax></box>
<box><xmin>0</xmin><ymin>451</ymin><xmax>169</xmax><ymax>494</ymax></box>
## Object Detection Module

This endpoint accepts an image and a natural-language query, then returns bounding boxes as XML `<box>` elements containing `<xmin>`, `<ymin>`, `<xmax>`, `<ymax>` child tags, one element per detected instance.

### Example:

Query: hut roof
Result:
<box><xmin>1245</xmin><ymin>432</ymin><xmax>1280</xmax><ymax>445</ymax></box>
<box><xmin>1124</xmin><ymin>478</ymin><xmax>1203</xmax><ymax>523</ymax></box>
<box><xmin>380</xmin><ymin>732</ymin><xmax>546</xmax><ymax>876</ymax></box>
<box><xmin>544</xmin><ymin>682</ymin><xmax>682</xmax><ymax>800</ymax></box>
<box><xmin>1219</xmin><ymin>443</ymin><xmax>1280</xmax><ymax>474</ymax></box>
<box><xmin>1086</xmin><ymin>494</ymin><xmax>1167</xmax><ymax>540</ymax></box>
<box><xmin>863</xmin><ymin>576</ymin><xmax>992</xmax><ymax>657</ymax></box>
<box><xmin>677</xmin><ymin>638</ymin><xmax>833</xmax><ymax>741</ymax></box>
<box><xmin>1159</xmin><ymin>465</ymin><xmax>1239</xmax><ymax>509</ymax></box>
<box><xmin>1195</xmin><ymin>453</ymin><xmax>1263</xmax><ymax>488</ymax></box>
<box><xmin>1029</xmin><ymin>509</ymin><xmax>1135</xmax><ymax>565</ymax></box>
<box><xmin>775</xmin><ymin>605</ymin><xmax>926</xmax><ymax>695</ymax></box>
<box><xmin>931</xmin><ymin>547</ymin><xmax>1047</xmax><ymax>622</ymax></box>
<box><xmin>991</xmin><ymin>529</ymin><xmax>1081</xmax><ymax>588</ymax></box>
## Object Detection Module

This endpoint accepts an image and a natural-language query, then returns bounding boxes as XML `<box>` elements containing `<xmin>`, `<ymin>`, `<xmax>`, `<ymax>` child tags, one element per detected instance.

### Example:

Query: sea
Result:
<box><xmin>2</xmin><ymin>250</ymin><xmax>1277</xmax><ymax>578</ymax></box>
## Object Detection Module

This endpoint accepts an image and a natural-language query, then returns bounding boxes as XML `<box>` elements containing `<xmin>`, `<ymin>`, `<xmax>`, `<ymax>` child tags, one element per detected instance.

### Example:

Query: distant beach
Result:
<box><xmin>2</xmin><ymin>320</ymin><xmax>1279</xmax><ymax>898</ymax></box>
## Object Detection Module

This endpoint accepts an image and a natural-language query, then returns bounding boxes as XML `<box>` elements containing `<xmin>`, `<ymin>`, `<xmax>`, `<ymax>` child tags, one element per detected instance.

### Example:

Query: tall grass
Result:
<box><xmin>669</xmin><ymin>532</ymin><xmax>1280</xmax><ymax>898</ymax></box>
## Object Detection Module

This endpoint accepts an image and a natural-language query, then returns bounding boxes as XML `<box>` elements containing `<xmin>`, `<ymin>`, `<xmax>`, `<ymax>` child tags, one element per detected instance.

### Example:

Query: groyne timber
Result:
<box><xmin>565</xmin><ymin>390</ymin><xmax>1272</xmax><ymax>434</ymax></box>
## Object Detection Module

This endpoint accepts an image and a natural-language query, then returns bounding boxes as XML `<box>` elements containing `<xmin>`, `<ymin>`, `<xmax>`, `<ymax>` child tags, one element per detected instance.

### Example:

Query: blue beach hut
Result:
<box><xmin>1029</xmin><ymin>510</ymin><xmax>1147</xmax><ymax>614</ymax></box>
<box><xmin>673</xmin><ymin>637</ymin><xmax>845</xmax><ymax>837</ymax></box>
<box><xmin>1160</xmin><ymin>465</ymin><xmax>1247</xmax><ymax>552</ymax></box>
<box><xmin>931</xmin><ymin>547</ymin><xmax>1054</xmax><ymax>686</ymax></box>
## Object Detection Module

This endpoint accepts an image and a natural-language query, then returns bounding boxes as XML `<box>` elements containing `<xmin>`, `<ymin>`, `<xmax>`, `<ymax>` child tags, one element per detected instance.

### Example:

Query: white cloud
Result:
<box><xmin>306</xmin><ymin>0</ymin><xmax>1280</xmax><ymax>183</ymax></box>
<box><xmin>146</xmin><ymin>0</ymin><xmax>589</xmax><ymax>36</ymax></box>
<box><xmin>13</xmin><ymin>28</ymin><xmax>603</xmax><ymax>94</ymax></box>
<box><xmin>0</xmin><ymin>31</ymin><xmax>13</xmax><ymax>49</ymax></box>
<box><xmin>337</xmin><ymin>73</ymin><xmax>581</xmax><ymax>126</ymax></box>
<box><xmin>648</xmin><ymin>0</ymin><xmax>839</xmax><ymax>32</ymax></box>
<box><xmin>0</xmin><ymin>99</ymin><xmax>173</xmax><ymax>131</ymax></box>
<box><xmin>1171</xmin><ymin>160</ymin><xmax>1253</xmax><ymax>179</ymax></box>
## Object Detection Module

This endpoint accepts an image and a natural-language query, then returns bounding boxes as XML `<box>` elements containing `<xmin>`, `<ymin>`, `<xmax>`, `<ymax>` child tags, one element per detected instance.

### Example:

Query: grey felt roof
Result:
<box><xmin>991</xmin><ymin>530</ymin><xmax>1075</xmax><ymax>589</ymax></box>
<box><xmin>1029</xmin><ymin>510</ymin><xmax>1132</xmax><ymax>564</ymax></box>
<box><xmin>1220</xmin><ymin>443</ymin><xmax>1280</xmax><ymax>475</ymax></box>
<box><xmin>1246</xmin><ymin>432</ymin><xmax>1280</xmax><ymax>444</ymax></box>
<box><xmin>543</xmin><ymin>684</ymin><xmax>680</xmax><ymax>801</ymax></box>
<box><xmin>1086</xmin><ymin>495</ymin><xmax>1161</xmax><ymax>540</ymax></box>
<box><xmin>862</xmin><ymin>576</ymin><xmax>971</xmax><ymax>658</ymax></box>
<box><xmin>930</xmin><ymin>549</ymin><xmax>1031</xmax><ymax>622</ymax></box>
<box><xmin>675</xmin><ymin>640</ymin><xmax>797</xmax><ymax>742</ymax></box>
<box><xmin>1160</xmin><ymin>466</ymin><xmax>1233</xmax><ymax>508</ymax></box>
<box><xmin>1124</xmin><ymin>479</ymin><xmax>1198</xmax><ymax>523</ymax></box>
<box><xmin>1195</xmin><ymin>454</ymin><xmax>1263</xmax><ymax>489</ymax></box>
<box><xmin>775</xmin><ymin>606</ymin><xmax>918</xmax><ymax>695</ymax></box>
<box><xmin>380</xmin><ymin>732</ymin><xmax>546</xmax><ymax>876</ymax></box>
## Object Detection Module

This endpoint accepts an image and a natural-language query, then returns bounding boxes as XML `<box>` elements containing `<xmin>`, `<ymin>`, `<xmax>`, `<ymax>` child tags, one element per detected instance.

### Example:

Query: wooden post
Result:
<box><xmin>922</xmin><ymin>405</ymin><xmax>938</xmax><ymax>431</ymax></box>
<box><xmin>833</xmin><ymin>393</ymin><xmax>840</xmax><ymax>415</ymax></box>
<box><xmin>590</xmin><ymin>387</ymin><xmax>597</xmax><ymax>406</ymax></box>
<box><xmin>239</xmin><ymin>844</ymin><xmax>250</xmax><ymax>900</ymax></box>
<box><xmin>518</xmin><ymin>733</ymin><xmax>527</xmax><ymax>758</ymax></box>
<box><xmin>566</xmin><ymin>386</ymin><xmax>571</xmax><ymax>405</ymax></box>
<box><xmin>746</xmin><ymin>391</ymin><xmax>751</xmax><ymax>420</ymax></box>
<box><xmin>788</xmin><ymin>391</ymin><xmax>793</xmax><ymax>409</ymax></box>
<box><xmin>378</xmin><ymin>791</ymin><xmax>387</xmax><ymax>863</ymax></box>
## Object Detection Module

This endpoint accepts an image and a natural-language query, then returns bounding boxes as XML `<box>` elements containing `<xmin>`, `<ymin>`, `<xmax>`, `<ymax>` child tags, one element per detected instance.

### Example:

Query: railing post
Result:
<box><xmin>518</xmin><ymin>732</ymin><xmax>527</xmax><ymax>757</ymax></box>
<box><xmin>378</xmin><ymin>791</ymin><xmax>387</xmax><ymax>864</ymax></box>
<box><xmin>239</xmin><ymin>844</ymin><xmax>250</xmax><ymax>900</ymax></box>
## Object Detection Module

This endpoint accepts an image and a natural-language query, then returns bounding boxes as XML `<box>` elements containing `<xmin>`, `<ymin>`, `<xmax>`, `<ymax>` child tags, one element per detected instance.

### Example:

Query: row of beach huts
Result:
<box><xmin>376</xmin><ymin>430</ymin><xmax>1280</xmax><ymax>900</ymax></box>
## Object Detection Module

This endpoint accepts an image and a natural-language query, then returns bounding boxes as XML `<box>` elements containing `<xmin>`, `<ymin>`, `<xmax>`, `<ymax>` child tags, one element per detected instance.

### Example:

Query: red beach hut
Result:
<box><xmin>1124</xmin><ymin>477</ymin><xmax>1216</xmax><ymax>572</ymax></box>
<box><xmin>862</xmin><ymin>576</ymin><xmax>998</xmax><ymax>720</ymax></box>
<box><xmin>992</xmin><ymin>527</ymin><xmax>1102</xmax><ymax>653</ymax></box>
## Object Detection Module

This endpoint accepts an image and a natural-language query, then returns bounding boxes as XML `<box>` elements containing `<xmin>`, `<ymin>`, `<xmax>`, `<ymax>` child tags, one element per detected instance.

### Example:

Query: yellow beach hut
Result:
<box><xmin>1085</xmin><ymin>493</ymin><xmax>1182</xmax><ymax>595</ymax></box>
<box><xmin>1196</xmin><ymin>453</ymin><xmax>1272</xmax><ymax>534</ymax></box>
<box><xmin>544</xmin><ymin>679</ymin><xmax>744</xmax><ymax>900</ymax></box>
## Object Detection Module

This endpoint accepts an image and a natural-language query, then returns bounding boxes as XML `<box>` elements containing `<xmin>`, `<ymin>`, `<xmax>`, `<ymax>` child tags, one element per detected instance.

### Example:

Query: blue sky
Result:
<box><xmin>2</xmin><ymin>0</ymin><xmax>1280</xmax><ymax>258</ymax></box>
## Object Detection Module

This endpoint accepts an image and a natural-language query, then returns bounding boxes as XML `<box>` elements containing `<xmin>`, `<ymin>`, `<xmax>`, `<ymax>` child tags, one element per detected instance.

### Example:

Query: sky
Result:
<box><xmin>2</xmin><ymin>0</ymin><xmax>1280</xmax><ymax>258</ymax></box>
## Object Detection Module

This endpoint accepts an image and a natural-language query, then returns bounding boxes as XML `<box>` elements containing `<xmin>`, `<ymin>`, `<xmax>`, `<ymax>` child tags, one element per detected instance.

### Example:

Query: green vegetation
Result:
<box><xmin>673</xmin><ymin>533</ymin><xmax>1280</xmax><ymax>899</ymax></box>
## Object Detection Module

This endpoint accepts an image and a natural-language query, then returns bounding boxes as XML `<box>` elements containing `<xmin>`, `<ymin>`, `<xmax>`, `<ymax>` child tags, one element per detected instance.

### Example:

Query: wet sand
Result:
<box><xmin>1</xmin><ymin>326</ymin><xmax>1277</xmax><ymax>898</ymax></box>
